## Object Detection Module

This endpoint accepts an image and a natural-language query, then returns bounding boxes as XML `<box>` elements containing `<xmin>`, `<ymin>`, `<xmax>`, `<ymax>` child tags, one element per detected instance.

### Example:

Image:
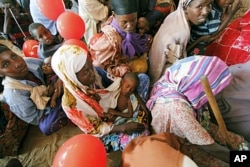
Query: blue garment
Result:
<box><xmin>2</xmin><ymin>58</ymin><xmax>46</xmax><ymax>125</ymax></box>
<box><xmin>2</xmin><ymin>58</ymin><xmax>67</xmax><ymax>135</ymax></box>
<box><xmin>29</xmin><ymin>0</ymin><xmax>57</xmax><ymax>35</ymax></box>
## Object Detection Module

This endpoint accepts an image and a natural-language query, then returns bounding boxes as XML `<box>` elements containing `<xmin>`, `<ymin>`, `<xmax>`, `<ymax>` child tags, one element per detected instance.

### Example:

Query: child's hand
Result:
<box><xmin>227</xmin><ymin>0</ymin><xmax>242</xmax><ymax>14</ymax></box>
<box><xmin>50</xmin><ymin>100</ymin><xmax>57</xmax><ymax>108</ymax></box>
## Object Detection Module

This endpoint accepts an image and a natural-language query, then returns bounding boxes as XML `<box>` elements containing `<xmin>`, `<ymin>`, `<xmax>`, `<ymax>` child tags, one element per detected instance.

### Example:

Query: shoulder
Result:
<box><xmin>24</xmin><ymin>57</ymin><xmax>43</xmax><ymax>66</ymax></box>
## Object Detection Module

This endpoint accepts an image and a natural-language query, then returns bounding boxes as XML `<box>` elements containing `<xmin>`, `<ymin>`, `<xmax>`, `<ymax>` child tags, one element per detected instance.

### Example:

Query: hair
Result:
<box><xmin>0</xmin><ymin>44</ymin><xmax>10</xmax><ymax>54</ymax></box>
<box><xmin>5</xmin><ymin>158</ymin><xmax>23</xmax><ymax>167</ymax></box>
<box><xmin>28</xmin><ymin>22</ymin><xmax>46</xmax><ymax>37</ymax></box>
<box><xmin>123</xmin><ymin>72</ymin><xmax>139</xmax><ymax>85</ymax></box>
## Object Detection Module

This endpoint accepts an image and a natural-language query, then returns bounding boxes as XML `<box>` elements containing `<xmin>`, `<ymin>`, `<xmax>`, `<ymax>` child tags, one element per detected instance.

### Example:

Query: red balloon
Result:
<box><xmin>52</xmin><ymin>134</ymin><xmax>106</xmax><ymax>167</ymax></box>
<box><xmin>57</xmin><ymin>11</ymin><xmax>85</xmax><ymax>40</ymax></box>
<box><xmin>36</xmin><ymin>0</ymin><xmax>65</xmax><ymax>20</ymax></box>
<box><xmin>22</xmin><ymin>40</ymin><xmax>39</xmax><ymax>58</ymax></box>
<box><xmin>63</xmin><ymin>39</ymin><xmax>88</xmax><ymax>51</ymax></box>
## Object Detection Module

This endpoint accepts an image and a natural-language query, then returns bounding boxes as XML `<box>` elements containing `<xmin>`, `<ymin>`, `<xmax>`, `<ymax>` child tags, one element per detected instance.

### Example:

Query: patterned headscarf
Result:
<box><xmin>147</xmin><ymin>56</ymin><xmax>232</xmax><ymax>110</ymax></box>
<box><xmin>52</xmin><ymin>45</ymin><xmax>112</xmax><ymax>137</ymax></box>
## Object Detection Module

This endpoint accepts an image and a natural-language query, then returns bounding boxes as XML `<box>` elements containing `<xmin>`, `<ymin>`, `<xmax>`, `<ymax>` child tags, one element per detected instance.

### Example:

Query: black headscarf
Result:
<box><xmin>110</xmin><ymin>0</ymin><xmax>137</xmax><ymax>15</ymax></box>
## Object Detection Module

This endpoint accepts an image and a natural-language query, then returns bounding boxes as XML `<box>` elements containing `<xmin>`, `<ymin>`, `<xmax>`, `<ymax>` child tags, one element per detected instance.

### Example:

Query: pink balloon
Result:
<box><xmin>36</xmin><ymin>0</ymin><xmax>65</xmax><ymax>20</ymax></box>
<box><xmin>52</xmin><ymin>134</ymin><xmax>106</xmax><ymax>167</ymax></box>
<box><xmin>57</xmin><ymin>11</ymin><xmax>85</xmax><ymax>40</ymax></box>
<box><xmin>22</xmin><ymin>40</ymin><xmax>39</xmax><ymax>58</ymax></box>
<box><xmin>63</xmin><ymin>39</ymin><xmax>88</xmax><ymax>51</ymax></box>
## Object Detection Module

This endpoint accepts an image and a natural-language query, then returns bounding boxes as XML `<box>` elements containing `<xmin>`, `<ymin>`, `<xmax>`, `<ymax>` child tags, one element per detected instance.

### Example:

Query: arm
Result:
<box><xmin>187</xmin><ymin>35</ymin><xmax>217</xmax><ymax>53</ymax></box>
<box><xmin>3</xmin><ymin>5</ymin><xmax>12</xmax><ymax>35</ymax></box>
<box><xmin>108</xmin><ymin>98</ymin><xmax>133</xmax><ymax>118</ymax></box>
<box><xmin>3</xmin><ymin>89</ymin><xmax>45</xmax><ymax>125</ymax></box>
<box><xmin>135</xmin><ymin>92</ymin><xmax>152</xmax><ymax>125</ymax></box>
<box><xmin>217</xmin><ymin>0</ymin><xmax>242</xmax><ymax>34</ymax></box>
<box><xmin>197</xmin><ymin>142</ymin><xmax>230</xmax><ymax>163</ymax></box>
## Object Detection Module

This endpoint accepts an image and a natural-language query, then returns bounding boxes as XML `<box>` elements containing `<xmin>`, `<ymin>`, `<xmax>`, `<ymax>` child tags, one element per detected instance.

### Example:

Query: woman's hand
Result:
<box><xmin>145</xmin><ymin>35</ymin><xmax>153</xmax><ymax>49</ymax></box>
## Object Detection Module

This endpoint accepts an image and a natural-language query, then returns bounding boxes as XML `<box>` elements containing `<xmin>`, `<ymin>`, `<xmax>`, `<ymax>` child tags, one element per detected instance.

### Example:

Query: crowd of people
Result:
<box><xmin>0</xmin><ymin>0</ymin><xmax>250</xmax><ymax>166</ymax></box>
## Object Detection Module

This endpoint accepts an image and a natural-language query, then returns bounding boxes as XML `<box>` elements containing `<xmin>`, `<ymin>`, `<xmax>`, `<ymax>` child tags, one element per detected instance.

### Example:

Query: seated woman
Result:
<box><xmin>90</xmin><ymin>0</ymin><xmax>152</xmax><ymax>100</ymax></box>
<box><xmin>0</xmin><ymin>44</ymin><xmax>68</xmax><ymax>136</ymax></box>
<box><xmin>146</xmin><ymin>55</ymin><xmax>248</xmax><ymax>166</ymax></box>
<box><xmin>52</xmin><ymin>45</ymin><xmax>150</xmax><ymax>152</ymax></box>
<box><xmin>148</xmin><ymin>0</ymin><xmax>212</xmax><ymax>84</ymax></box>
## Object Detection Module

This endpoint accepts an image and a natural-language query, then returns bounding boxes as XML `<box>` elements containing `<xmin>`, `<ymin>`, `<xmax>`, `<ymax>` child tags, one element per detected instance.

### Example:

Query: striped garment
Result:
<box><xmin>146</xmin><ymin>56</ymin><xmax>232</xmax><ymax>110</ymax></box>
<box><xmin>190</xmin><ymin>1</ymin><xmax>223</xmax><ymax>43</ymax></box>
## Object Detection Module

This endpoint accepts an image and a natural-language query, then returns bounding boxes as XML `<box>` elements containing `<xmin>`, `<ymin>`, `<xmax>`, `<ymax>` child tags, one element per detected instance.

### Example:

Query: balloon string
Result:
<box><xmin>8</xmin><ymin>8</ymin><xmax>26</xmax><ymax>37</ymax></box>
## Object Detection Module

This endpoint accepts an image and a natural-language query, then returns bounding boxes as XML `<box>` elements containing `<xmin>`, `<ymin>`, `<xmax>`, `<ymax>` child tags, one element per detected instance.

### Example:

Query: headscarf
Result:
<box><xmin>146</xmin><ymin>56</ymin><xmax>232</xmax><ymax>110</ymax></box>
<box><xmin>148</xmin><ymin>0</ymin><xmax>194</xmax><ymax>84</ymax></box>
<box><xmin>110</xmin><ymin>19</ymin><xmax>149</xmax><ymax>58</ymax></box>
<box><xmin>110</xmin><ymin>0</ymin><xmax>150</xmax><ymax>58</ymax></box>
<box><xmin>110</xmin><ymin>0</ymin><xmax>137</xmax><ymax>15</ymax></box>
<box><xmin>51</xmin><ymin>45</ymin><xmax>112</xmax><ymax>136</ymax></box>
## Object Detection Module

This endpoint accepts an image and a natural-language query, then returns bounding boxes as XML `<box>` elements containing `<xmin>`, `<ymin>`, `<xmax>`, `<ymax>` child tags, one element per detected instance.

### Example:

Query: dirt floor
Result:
<box><xmin>0</xmin><ymin>124</ymin><xmax>122</xmax><ymax>167</ymax></box>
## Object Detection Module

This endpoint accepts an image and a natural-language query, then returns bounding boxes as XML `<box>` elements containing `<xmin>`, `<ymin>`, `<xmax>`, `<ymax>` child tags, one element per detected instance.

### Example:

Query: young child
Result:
<box><xmin>187</xmin><ymin>0</ymin><xmax>242</xmax><ymax>55</ymax></box>
<box><xmin>28</xmin><ymin>22</ymin><xmax>63</xmax><ymax>59</ymax></box>
<box><xmin>139</xmin><ymin>0</ymin><xmax>175</xmax><ymax>35</ymax></box>
<box><xmin>100</xmin><ymin>72</ymin><xmax>150</xmax><ymax>125</ymax></box>
<box><xmin>42</xmin><ymin>56</ymin><xmax>61</xmax><ymax>108</ymax></box>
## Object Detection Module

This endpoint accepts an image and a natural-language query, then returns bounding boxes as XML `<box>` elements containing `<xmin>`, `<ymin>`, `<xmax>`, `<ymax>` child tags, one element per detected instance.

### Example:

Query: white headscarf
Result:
<box><xmin>52</xmin><ymin>45</ymin><xmax>113</xmax><ymax>136</ymax></box>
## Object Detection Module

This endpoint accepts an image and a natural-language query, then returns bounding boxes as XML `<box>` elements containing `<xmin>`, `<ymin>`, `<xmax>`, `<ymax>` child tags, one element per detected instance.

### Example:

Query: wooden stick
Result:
<box><xmin>200</xmin><ymin>76</ymin><xmax>232</xmax><ymax>147</ymax></box>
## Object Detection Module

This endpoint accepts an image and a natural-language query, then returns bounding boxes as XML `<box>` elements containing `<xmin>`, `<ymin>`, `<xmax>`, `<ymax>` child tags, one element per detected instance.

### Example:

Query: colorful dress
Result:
<box><xmin>52</xmin><ymin>45</ymin><xmax>150</xmax><ymax>152</ymax></box>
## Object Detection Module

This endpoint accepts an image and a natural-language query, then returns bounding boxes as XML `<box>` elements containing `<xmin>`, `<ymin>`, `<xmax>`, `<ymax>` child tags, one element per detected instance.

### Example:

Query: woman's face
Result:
<box><xmin>76</xmin><ymin>57</ymin><xmax>96</xmax><ymax>86</ymax></box>
<box><xmin>115</xmin><ymin>12</ymin><xmax>137</xmax><ymax>33</ymax></box>
<box><xmin>0</xmin><ymin>50</ymin><xmax>29</xmax><ymax>79</ymax></box>
<box><xmin>185</xmin><ymin>0</ymin><xmax>212</xmax><ymax>25</ymax></box>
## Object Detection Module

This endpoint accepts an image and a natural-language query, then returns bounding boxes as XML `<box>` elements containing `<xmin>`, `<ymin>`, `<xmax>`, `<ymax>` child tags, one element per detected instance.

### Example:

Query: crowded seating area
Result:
<box><xmin>1</xmin><ymin>0</ymin><xmax>250</xmax><ymax>166</ymax></box>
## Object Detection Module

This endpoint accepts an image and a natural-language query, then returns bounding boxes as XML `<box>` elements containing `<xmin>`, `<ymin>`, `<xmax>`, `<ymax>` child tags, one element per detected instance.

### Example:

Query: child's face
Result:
<box><xmin>42</xmin><ymin>57</ymin><xmax>54</xmax><ymax>75</ymax></box>
<box><xmin>120</xmin><ymin>77</ymin><xmax>137</xmax><ymax>96</ymax></box>
<box><xmin>215</xmin><ymin>0</ymin><xmax>234</xmax><ymax>9</ymax></box>
<box><xmin>32</xmin><ymin>26</ymin><xmax>53</xmax><ymax>45</ymax></box>
<box><xmin>0</xmin><ymin>50</ymin><xmax>29</xmax><ymax>80</ymax></box>
<box><xmin>137</xmin><ymin>17</ymin><xmax>150</xmax><ymax>35</ymax></box>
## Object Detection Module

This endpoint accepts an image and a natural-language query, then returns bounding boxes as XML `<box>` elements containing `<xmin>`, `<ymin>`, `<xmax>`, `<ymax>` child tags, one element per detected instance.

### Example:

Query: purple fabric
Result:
<box><xmin>39</xmin><ymin>98</ymin><xmax>68</xmax><ymax>135</ymax></box>
<box><xmin>110</xmin><ymin>19</ymin><xmax>149</xmax><ymax>58</ymax></box>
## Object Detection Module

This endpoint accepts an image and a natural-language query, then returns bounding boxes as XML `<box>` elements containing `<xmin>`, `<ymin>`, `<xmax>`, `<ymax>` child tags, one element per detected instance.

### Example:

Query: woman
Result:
<box><xmin>52</xmin><ymin>45</ymin><xmax>149</xmax><ymax>151</ymax></box>
<box><xmin>146</xmin><ymin>56</ymin><xmax>247</xmax><ymax>166</ymax></box>
<box><xmin>89</xmin><ymin>0</ymin><xmax>152</xmax><ymax>79</ymax></box>
<box><xmin>148</xmin><ymin>0</ymin><xmax>212</xmax><ymax>84</ymax></box>
<box><xmin>78</xmin><ymin>0</ymin><xmax>109</xmax><ymax>45</ymax></box>
<box><xmin>218</xmin><ymin>60</ymin><xmax>250</xmax><ymax>142</ymax></box>
<box><xmin>0</xmin><ymin>44</ymin><xmax>68</xmax><ymax>135</ymax></box>
<box><xmin>187</xmin><ymin>0</ymin><xmax>242</xmax><ymax>55</ymax></box>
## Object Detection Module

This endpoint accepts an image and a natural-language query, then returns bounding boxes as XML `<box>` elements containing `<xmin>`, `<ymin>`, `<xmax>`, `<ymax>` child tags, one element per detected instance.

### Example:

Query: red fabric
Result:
<box><xmin>206</xmin><ymin>10</ymin><xmax>250</xmax><ymax>66</ymax></box>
